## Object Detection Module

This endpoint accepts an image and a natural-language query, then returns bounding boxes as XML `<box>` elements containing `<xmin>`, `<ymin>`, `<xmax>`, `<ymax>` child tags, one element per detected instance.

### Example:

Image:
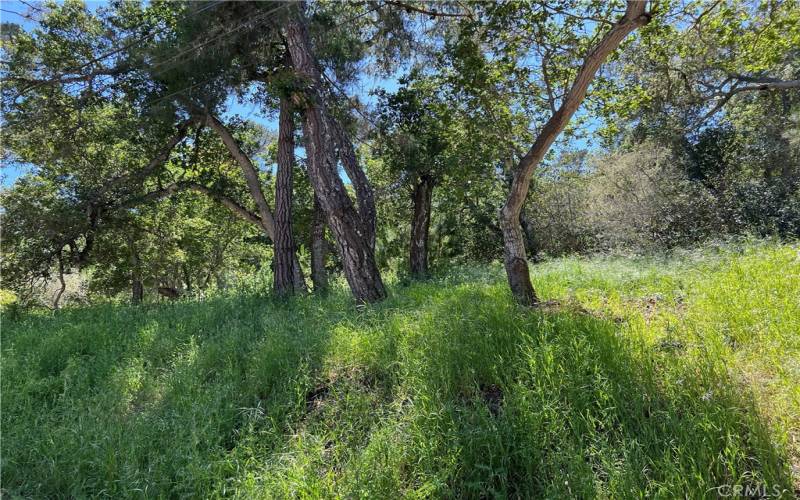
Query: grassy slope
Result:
<box><xmin>2</xmin><ymin>242</ymin><xmax>798</xmax><ymax>498</ymax></box>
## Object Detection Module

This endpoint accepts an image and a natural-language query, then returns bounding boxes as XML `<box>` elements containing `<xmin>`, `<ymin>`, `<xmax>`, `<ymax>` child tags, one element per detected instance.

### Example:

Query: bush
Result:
<box><xmin>526</xmin><ymin>140</ymin><xmax>800</xmax><ymax>256</ymax></box>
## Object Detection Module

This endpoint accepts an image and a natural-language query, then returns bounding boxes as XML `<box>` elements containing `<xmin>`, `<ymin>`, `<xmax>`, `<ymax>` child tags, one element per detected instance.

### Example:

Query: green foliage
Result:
<box><xmin>526</xmin><ymin>131</ymin><xmax>800</xmax><ymax>257</ymax></box>
<box><xmin>0</xmin><ymin>175</ymin><xmax>85</xmax><ymax>305</ymax></box>
<box><xmin>3</xmin><ymin>242</ymin><xmax>797</xmax><ymax>497</ymax></box>
<box><xmin>374</xmin><ymin>75</ymin><xmax>453</xmax><ymax>179</ymax></box>
<box><xmin>86</xmin><ymin>193</ymin><xmax>268</xmax><ymax>302</ymax></box>
<box><xmin>600</xmin><ymin>0</ymin><xmax>800</xmax><ymax>135</ymax></box>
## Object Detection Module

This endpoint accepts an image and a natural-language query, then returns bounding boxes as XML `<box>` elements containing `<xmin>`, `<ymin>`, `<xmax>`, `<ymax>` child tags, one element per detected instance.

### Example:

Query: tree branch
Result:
<box><xmin>123</xmin><ymin>181</ymin><xmax>264</xmax><ymax>227</ymax></box>
<box><xmin>696</xmin><ymin>77</ymin><xmax>800</xmax><ymax>125</ymax></box>
<box><xmin>93</xmin><ymin>120</ymin><xmax>193</xmax><ymax>202</ymax></box>
<box><xmin>541</xmin><ymin>4</ymin><xmax>614</xmax><ymax>26</ymax></box>
<box><xmin>178</xmin><ymin>95</ymin><xmax>277</xmax><ymax>239</ymax></box>
<box><xmin>10</xmin><ymin>64</ymin><xmax>129</xmax><ymax>88</ymax></box>
<box><xmin>204</xmin><ymin>113</ymin><xmax>276</xmax><ymax>237</ymax></box>
<box><xmin>507</xmin><ymin>1</ymin><xmax>651</xmax><ymax>210</ymax></box>
<box><xmin>383</xmin><ymin>0</ymin><xmax>467</xmax><ymax>18</ymax></box>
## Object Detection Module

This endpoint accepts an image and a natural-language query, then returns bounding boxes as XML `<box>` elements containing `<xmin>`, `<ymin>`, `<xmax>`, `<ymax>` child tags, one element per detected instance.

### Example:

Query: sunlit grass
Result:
<box><xmin>2</xmin><ymin>241</ymin><xmax>798</xmax><ymax>497</ymax></box>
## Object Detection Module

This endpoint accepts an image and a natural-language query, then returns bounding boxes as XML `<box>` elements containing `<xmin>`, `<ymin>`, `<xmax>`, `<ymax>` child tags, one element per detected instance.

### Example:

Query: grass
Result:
<box><xmin>2</xmin><ymin>241</ymin><xmax>799</xmax><ymax>498</ymax></box>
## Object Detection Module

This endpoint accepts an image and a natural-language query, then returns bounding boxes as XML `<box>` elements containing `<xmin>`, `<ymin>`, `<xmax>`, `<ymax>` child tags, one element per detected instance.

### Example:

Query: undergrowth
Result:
<box><xmin>2</xmin><ymin>242</ymin><xmax>798</xmax><ymax>498</ymax></box>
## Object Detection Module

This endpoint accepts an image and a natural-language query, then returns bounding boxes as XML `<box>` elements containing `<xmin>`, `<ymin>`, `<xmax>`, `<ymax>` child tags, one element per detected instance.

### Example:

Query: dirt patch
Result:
<box><xmin>305</xmin><ymin>383</ymin><xmax>330</xmax><ymax>413</ymax></box>
<box><xmin>538</xmin><ymin>298</ymin><xmax>627</xmax><ymax>324</ymax></box>
<box><xmin>480</xmin><ymin>383</ymin><xmax>504</xmax><ymax>417</ymax></box>
<box><xmin>637</xmin><ymin>293</ymin><xmax>687</xmax><ymax>324</ymax></box>
<box><xmin>655</xmin><ymin>338</ymin><xmax>686</xmax><ymax>353</ymax></box>
<box><xmin>303</xmin><ymin>368</ymin><xmax>388</xmax><ymax>416</ymax></box>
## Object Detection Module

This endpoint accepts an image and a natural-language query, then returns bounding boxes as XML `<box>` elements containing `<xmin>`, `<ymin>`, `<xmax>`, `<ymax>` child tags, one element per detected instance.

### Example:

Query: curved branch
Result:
<box><xmin>697</xmin><ymin>77</ymin><xmax>800</xmax><ymax>124</ymax></box>
<box><xmin>729</xmin><ymin>79</ymin><xmax>800</xmax><ymax>92</ymax></box>
<box><xmin>183</xmin><ymin>183</ymin><xmax>264</xmax><ymax>227</ymax></box>
<box><xmin>506</xmin><ymin>1</ymin><xmax>651</xmax><ymax>216</ymax></box>
<box><xmin>178</xmin><ymin>96</ymin><xmax>276</xmax><ymax>238</ymax></box>
<box><xmin>123</xmin><ymin>181</ymin><xmax>264</xmax><ymax>227</ymax></box>
<box><xmin>95</xmin><ymin>120</ymin><xmax>193</xmax><ymax>201</ymax></box>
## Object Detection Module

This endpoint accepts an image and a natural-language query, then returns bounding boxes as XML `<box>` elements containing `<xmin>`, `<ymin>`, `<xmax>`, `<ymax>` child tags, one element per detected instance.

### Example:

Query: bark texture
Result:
<box><xmin>285</xmin><ymin>9</ymin><xmax>386</xmax><ymax>303</ymax></box>
<box><xmin>132</xmin><ymin>280</ymin><xmax>144</xmax><ymax>305</ymax></box>
<box><xmin>332</xmin><ymin>121</ymin><xmax>377</xmax><ymax>249</ymax></box>
<box><xmin>273</xmin><ymin>98</ymin><xmax>306</xmax><ymax>295</ymax></box>
<box><xmin>310</xmin><ymin>195</ymin><xmax>329</xmax><ymax>293</ymax></box>
<box><xmin>501</xmin><ymin>1</ymin><xmax>651</xmax><ymax>305</ymax></box>
<box><xmin>410</xmin><ymin>173</ymin><xmax>434</xmax><ymax>278</ymax></box>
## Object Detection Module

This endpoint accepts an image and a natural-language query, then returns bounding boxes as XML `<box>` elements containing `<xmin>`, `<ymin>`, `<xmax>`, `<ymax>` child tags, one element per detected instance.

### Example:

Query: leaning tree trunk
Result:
<box><xmin>53</xmin><ymin>253</ymin><xmax>67</xmax><ymax>310</ymax></box>
<box><xmin>410</xmin><ymin>173</ymin><xmax>434</xmax><ymax>278</ymax></box>
<box><xmin>333</xmin><ymin>121</ymin><xmax>376</xmax><ymax>249</ymax></box>
<box><xmin>285</xmin><ymin>10</ymin><xmax>386</xmax><ymax>304</ymax></box>
<box><xmin>273</xmin><ymin>97</ymin><xmax>306</xmax><ymax>296</ymax></box>
<box><xmin>310</xmin><ymin>195</ymin><xmax>329</xmax><ymax>293</ymax></box>
<box><xmin>501</xmin><ymin>1</ymin><xmax>651</xmax><ymax>305</ymax></box>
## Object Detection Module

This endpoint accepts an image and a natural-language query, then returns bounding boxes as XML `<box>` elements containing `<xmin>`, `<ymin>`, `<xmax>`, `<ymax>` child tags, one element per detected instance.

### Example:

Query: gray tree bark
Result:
<box><xmin>501</xmin><ymin>1</ymin><xmax>651</xmax><ymax>305</ymax></box>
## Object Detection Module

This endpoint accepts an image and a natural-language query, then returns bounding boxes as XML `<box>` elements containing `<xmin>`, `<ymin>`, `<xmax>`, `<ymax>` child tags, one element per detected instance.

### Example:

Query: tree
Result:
<box><xmin>599</xmin><ymin>0</ymin><xmax>800</xmax><ymax>136</ymax></box>
<box><xmin>497</xmin><ymin>1</ymin><xmax>652</xmax><ymax>305</ymax></box>
<box><xmin>284</xmin><ymin>5</ymin><xmax>386</xmax><ymax>303</ymax></box>
<box><xmin>375</xmin><ymin>76</ymin><xmax>453</xmax><ymax>277</ymax></box>
<box><xmin>273</xmin><ymin>97</ymin><xmax>303</xmax><ymax>296</ymax></box>
<box><xmin>0</xmin><ymin>175</ymin><xmax>83</xmax><ymax>308</ymax></box>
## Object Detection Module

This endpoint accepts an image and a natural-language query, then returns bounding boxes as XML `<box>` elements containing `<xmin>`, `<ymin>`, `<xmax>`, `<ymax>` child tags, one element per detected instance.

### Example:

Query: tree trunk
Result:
<box><xmin>310</xmin><ymin>195</ymin><xmax>329</xmax><ymax>293</ymax></box>
<box><xmin>200</xmin><ymin>108</ymin><xmax>307</xmax><ymax>291</ymax></box>
<box><xmin>410</xmin><ymin>173</ymin><xmax>434</xmax><ymax>278</ymax></box>
<box><xmin>285</xmin><ymin>10</ymin><xmax>386</xmax><ymax>304</ymax></box>
<box><xmin>333</xmin><ymin>121</ymin><xmax>377</xmax><ymax>249</ymax></box>
<box><xmin>519</xmin><ymin>210</ymin><xmax>539</xmax><ymax>262</ymax></box>
<box><xmin>501</xmin><ymin>1</ymin><xmax>651</xmax><ymax>305</ymax></box>
<box><xmin>129</xmin><ymin>240</ymin><xmax>143</xmax><ymax>305</ymax></box>
<box><xmin>273</xmin><ymin>97</ymin><xmax>307</xmax><ymax>296</ymax></box>
<box><xmin>53</xmin><ymin>254</ymin><xmax>66</xmax><ymax>310</ymax></box>
<box><xmin>182</xmin><ymin>263</ymin><xmax>192</xmax><ymax>294</ymax></box>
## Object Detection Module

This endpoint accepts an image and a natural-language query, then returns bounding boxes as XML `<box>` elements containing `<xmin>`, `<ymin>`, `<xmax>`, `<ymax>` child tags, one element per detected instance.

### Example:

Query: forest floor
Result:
<box><xmin>3</xmin><ymin>241</ymin><xmax>799</xmax><ymax>498</ymax></box>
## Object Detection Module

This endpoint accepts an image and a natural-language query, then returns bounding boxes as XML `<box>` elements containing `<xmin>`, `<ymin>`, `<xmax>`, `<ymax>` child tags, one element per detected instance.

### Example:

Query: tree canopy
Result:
<box><xmin>2</xmin><ymin>0</ymin><xmax>798</xmax><ymax>307</ymax></box>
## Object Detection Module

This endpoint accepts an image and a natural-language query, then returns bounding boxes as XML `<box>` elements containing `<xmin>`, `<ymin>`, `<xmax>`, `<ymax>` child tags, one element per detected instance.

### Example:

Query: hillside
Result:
<box><xmin>2</xmin><ymin>242</ymin><xmax>799</xmax><ymax>498</ymax></box>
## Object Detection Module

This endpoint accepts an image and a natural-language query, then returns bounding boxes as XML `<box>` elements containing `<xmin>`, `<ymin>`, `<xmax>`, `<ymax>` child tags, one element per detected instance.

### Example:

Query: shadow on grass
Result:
<box><xmin>397</xmin><ymin>288</ymin><xmax>793</xmax><ymax>498</ymax></box>
<box><xmin>1</xmin><ymin>284</ymin><xmax>794</xmax><ymax>498</ymax></box>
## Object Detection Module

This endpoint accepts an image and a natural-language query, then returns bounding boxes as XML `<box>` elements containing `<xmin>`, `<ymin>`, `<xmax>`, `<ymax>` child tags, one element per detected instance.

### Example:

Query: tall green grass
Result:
<box><xmin>2</xmin><ymin>242</ymin><xmax>798</xmax><ymax>498</ymax></box>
